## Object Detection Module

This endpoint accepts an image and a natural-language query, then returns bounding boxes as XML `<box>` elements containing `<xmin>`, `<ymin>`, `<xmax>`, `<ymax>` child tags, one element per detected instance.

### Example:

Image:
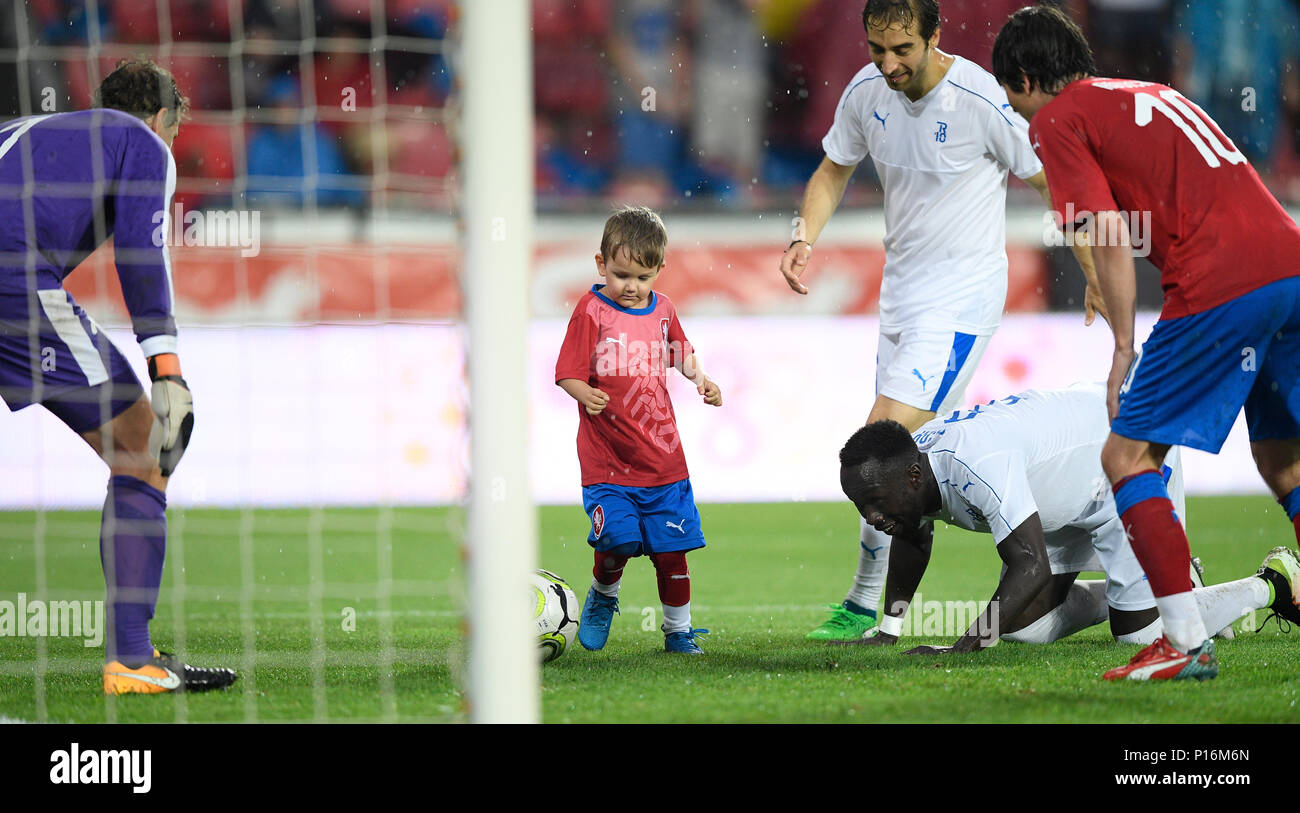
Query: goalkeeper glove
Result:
<box><xmin>147</xmin><ymin>354</ymin><xmax>194</xmax><ymax>477</ymax></box>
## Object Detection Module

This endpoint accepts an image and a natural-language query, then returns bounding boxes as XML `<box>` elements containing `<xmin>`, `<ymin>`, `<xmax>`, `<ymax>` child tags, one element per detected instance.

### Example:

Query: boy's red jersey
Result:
<box><xmin>1030</xmin><ymin>77</ymin><xmax>1300</xmax><ymax>320</ymax></box>
<box><xmin>555</xmin><ymin>286</ymin><xmax>695</xmax><ymax>487</ymax></box>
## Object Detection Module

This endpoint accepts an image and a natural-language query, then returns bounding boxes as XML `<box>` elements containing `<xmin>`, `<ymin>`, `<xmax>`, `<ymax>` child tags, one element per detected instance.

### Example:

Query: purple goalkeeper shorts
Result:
<box><xmin>0</xmin><ymin>288</ymin><xmax>144</xmax><ymax>433</ymax></box>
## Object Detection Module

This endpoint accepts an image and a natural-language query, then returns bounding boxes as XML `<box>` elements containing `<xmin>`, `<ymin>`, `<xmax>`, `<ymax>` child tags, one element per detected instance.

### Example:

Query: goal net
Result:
<box><xmin>0</xmin><ymin>0</ymin><xmax>536</xmax><ymax>723</ymax></box>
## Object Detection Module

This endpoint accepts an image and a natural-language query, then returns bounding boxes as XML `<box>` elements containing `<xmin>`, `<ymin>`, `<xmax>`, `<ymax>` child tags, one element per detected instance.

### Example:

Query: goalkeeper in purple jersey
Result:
<box><xmin>0</xmin><ymin>59</ymin><xmax>234</xmax><ymax>694</ymax></box>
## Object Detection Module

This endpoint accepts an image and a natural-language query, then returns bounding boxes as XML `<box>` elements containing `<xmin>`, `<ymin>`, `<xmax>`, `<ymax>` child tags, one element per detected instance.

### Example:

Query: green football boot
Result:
<box><xmin>1257</xmin><ymin>546</ymin><xmax>1300</xmax><ymax>628</ymax></box>
<box><xmin>805</xmin><ymin>602</ymin><xmax>877</xmax><ymax>642</ymax></box>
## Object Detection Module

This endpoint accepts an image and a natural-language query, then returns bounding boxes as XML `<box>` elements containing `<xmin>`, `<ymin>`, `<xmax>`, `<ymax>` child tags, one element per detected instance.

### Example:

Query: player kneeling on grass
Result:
<box><xmin>835</xmin><ymin>386</ymin><xmax>1300</xmax><ymax>660</ymax></box>
<box><xmin>555</xmin><ymin>206</ymin><xmax>722</xmax><ymax>655</ymax></box>
<box><xmin>0</xmin><ymin>60</ymin><xmax>235</xmax><ymax>693</ymax></box>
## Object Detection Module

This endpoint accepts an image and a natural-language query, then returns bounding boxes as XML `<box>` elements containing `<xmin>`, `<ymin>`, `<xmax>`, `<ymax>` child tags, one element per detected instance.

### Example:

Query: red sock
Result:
<box><xmin>1115</xmin><ymin>472</ymin><xmax>1193</xmax><ymax>597</ymax></box>
<box><xmin>593</xmin><ymin>551</ymin><xmax>629</xmax><ymax>586</ymax></box>
<box><xmin>1293</xmin><ymin>513</ymin><xmax>1300</xmax><ymax>548</ymax></box>
<box><xmin>649</xmin><ymin>551</ymin><xmax>690</xmax><ymax>606</ymax></box>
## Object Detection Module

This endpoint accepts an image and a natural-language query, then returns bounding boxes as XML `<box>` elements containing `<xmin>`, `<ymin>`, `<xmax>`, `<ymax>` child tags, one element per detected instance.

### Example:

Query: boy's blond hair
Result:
<box><xmin>600</xmin><ymin>205</ymin><xmax>667</xmax><ymax>269</ymax></box>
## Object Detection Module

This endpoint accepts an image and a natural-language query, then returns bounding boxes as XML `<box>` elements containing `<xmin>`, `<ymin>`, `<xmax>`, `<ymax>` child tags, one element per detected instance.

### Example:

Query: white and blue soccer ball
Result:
<box><xmin>531</xmin><ymin>569</ymin><xmax>579</xmax><ymax>663</ymax></box>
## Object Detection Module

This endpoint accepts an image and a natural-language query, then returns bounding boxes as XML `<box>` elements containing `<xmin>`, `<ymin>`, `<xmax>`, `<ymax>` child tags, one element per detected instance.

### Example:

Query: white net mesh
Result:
<box><xmin>0</xmin><ymin>0</ymin><xmax>469</xmax><ymax>723</ymax></box>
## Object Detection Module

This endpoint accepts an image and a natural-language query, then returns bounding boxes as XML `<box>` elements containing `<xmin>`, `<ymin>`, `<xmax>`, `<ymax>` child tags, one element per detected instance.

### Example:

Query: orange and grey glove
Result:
<box><xmin>147</xmin><ymin>353</ymin><xmax>194</xmax><ymax>477</ymax></box>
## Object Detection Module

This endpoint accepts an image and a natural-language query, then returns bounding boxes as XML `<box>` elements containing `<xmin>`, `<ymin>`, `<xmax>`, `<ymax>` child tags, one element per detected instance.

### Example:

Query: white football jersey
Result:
<box><xmin>912</xmin><ymin>385</ymin><xmax>1183</xmax><ymax>545</ymax></box>
<box><xmin>822</xmin><ymin>55</ymin><xmax>1041</xmax><ymax>334</ymax></box>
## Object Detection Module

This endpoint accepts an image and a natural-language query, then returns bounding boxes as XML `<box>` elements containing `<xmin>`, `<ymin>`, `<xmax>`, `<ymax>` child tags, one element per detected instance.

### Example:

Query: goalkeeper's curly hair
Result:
<box><xmin>94</xmin><ymin>58</ymin><xmax>190</xmax><ymax>128</ymax></box>
<box><xmin>840</xmin><ymin>420</ymin><xmax>920</xmax><ymax>470</ymax></box>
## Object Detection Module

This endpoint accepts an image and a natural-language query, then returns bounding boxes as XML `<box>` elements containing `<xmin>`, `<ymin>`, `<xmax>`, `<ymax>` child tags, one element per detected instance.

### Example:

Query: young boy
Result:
<box><xmin>554</xmin><ymin>206</ymin><xmax>722</xmax><ymax>654</ymax></box>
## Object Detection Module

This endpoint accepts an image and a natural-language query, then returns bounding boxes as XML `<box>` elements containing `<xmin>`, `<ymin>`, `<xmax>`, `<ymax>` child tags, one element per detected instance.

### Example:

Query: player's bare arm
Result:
<box><xmin>859</xmin><ymin>519</ymin><xmax>934</xmax><ymax>646</ymax></box>
<box><xmin>1085</xmin><ymin>211</ymin><xmax>1138</xmax><ymax>421</ymax></box>
<box><xmin>906</xmin><ymin>513</ymin><xmax>1051</xmax><ymax>655</ymax></box>
<box><xmin>1024</xmin><ymin>169</ymin><xmax>1107</xmax><ymax>325</ymax></box>
<box><xmin>780</xmin><ymin>156</ymin><xmax>857</xmax><ymax>295</ymax></box>
<box><xmin>866</xmin><ymin>394</ymin><xmax>935</xmax><ymax>431</ymax></box>
<box><xmin>558</xmin><ymin>377</ymin><xmax>610</xmax><ymax>415</ymax></box>
<box><xmin>679</xmin><ymin>352</ymin><xmax>722</xmax><ymax>406</ymax></box>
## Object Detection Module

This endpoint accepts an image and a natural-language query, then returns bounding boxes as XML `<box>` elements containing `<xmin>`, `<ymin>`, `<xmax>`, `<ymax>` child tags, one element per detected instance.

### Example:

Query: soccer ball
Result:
<box><xmin>531</xmin><ymin>569</ymin><xmax>579</xmax><ymax>663</ymax></box>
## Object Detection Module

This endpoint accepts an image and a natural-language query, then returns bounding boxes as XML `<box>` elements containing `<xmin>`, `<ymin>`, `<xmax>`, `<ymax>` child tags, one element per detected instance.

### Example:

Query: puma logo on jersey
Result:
<box><xmin>872</xmin><ymin>110</ymin><xmax>890</xmax><ymax>130</ymax></box>
<box><xmin>911</xmin><ymin>368</ymin><xmax>934</xmax><ymax>390</ymax></box>
<box><xmin>665</xmin><ymin>518</ymin><xmax>688</xmax><ymax>533</ymax></box>
<box><xmin>604</xmin><ymin>336</ymin><xmax>626</xmax><ymax>347</ymax></box>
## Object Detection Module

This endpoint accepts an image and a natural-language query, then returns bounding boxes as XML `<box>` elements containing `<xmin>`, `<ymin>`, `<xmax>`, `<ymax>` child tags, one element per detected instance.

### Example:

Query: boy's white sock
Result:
<box><xmin>662</xmin><ymin>602</ymin><xmax>691</xmax><ymax>634</ymax></box>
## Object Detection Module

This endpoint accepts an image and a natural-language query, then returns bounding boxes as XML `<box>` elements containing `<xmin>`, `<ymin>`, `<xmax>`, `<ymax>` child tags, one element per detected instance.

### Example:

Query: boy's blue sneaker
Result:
<box><xmin>664</xmin><ymin>627</ymin><xmax>709</xmax><ymax>654</ymax></box>
<box><xmin>578</xmin><ymin>587</ymin><xmax>620</xmax><ymax>651</ymax></box>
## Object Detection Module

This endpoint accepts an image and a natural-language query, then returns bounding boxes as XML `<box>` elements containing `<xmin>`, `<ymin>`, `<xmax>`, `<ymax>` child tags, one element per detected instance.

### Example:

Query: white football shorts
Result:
<box><xmin>875</xmin><ymin>328</ymin><xmax>993</xmax><ymax>416</ymax></box>
<box><xmin>1040</xmin><ymin>448</ymin><xmax>1187</xmax><ymax>611</ymax></box>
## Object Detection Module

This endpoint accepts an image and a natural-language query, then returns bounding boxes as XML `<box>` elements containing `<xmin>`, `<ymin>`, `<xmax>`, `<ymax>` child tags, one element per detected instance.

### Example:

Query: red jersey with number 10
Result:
<box><xmin>1030</xmin><ymin>78</ymin><xmax>1300</xmax><ymax>320</ymax></box>
<box><xmin>555</xmin><ymin>285</ymin><xmax>695</xmax><ymax>488</ymax></box>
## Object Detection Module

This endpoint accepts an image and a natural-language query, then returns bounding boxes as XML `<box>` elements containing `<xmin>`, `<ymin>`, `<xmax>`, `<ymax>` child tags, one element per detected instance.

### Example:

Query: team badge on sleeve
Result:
<box><xmin>591</xmin><ymin>505</ymin><xmax>605</xmax><ymax>538</ymax></box>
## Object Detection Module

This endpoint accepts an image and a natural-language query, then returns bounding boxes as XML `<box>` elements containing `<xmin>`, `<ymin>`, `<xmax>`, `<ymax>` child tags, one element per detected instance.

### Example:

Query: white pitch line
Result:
<box><xmin>176</xmin><ymin>603</ymin><xmax>830</xmax><ymax>620</ymax></box>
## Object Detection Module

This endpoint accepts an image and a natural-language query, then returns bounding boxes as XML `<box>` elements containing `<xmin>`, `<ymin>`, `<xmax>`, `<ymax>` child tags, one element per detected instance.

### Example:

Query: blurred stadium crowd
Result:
<box><xmin>1</xmin><ymin>0</ymin><xmax>1298</xmax><ymax>212</ymax></box>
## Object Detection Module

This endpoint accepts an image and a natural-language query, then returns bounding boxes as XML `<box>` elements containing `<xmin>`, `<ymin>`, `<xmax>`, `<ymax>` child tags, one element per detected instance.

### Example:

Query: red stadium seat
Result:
<box><xmin>111</xmin><ymin>2</ymin><xmax>161</xmax><ymax>44</ymax></box>
<box><xmin>387</xmin><ymin>82</ymin><xmax>438</xmax><ymax>110</ymax></box>
<box><xmin>390</xmin><ymin>121</ymin><xmax>454</xmax><ymax>180</ymax></box>
<box><xmin>172</xmin><ymin>121</ymin><xmax>237</xmax><ymax>209</ymax></box>
<box><xmin>162</xmin><ymin>55</ymin><xmax>232</xmax><ymax>111</ymax></box>
<box><xmin>174</xmin><ymin>122</ymin><xmax>236</xmax><ymax>180</ymax></box>
<box><xmin>532</xmin><ymin>0</ymin><xmax>572</xmax><ymax>44</ymax></box>
<box><xmin>534</xmin><ymin>0</ymin><xmax>609</xmax><ymax>44</ymax></box>
<box><xmin>577</xmin><ymin>0</ymin><xmax>611</xmax><ymax>37</ymax></box>
<box><xmin>533</xmin><ymin>48</ymin><xmax>608</xmax><ymax>114</ymax></box>
<box><xmin>170</xmin><ymin>0</ymin><xmax>234</xmax><ymax>42</ymax></box>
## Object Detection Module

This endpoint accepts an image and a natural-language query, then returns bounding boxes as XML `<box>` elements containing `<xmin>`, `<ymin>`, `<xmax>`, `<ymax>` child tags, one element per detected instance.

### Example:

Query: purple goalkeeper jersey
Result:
<box><xmin>0</xmin><ymin>108</ymin><xmax>177</xmax><ymax>356</ymax></box>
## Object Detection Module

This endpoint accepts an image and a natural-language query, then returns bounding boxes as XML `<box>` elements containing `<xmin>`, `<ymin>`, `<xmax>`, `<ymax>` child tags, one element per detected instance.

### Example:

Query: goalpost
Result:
<box><xmin>462</xmin><ymin>1</ymin><xmax>538</xmax><ymax>723</ymax></box>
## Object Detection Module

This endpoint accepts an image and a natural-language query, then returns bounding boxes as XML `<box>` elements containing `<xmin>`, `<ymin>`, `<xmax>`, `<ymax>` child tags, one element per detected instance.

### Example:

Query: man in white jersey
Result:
<box><xmin>783</xmin><ymin>0</ymin><xmax>1105</xmax><ymax>642</ymax></box>
<box><xmin>835</xmin><ymin>385</ymin><xmax>1300</xmax><ymax>654</ymax></box>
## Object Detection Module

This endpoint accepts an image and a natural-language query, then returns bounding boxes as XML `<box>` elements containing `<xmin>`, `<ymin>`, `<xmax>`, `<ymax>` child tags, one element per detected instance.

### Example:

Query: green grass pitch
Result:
<box><xmin>1</xmin><ymin>497</ymin><xmax>1297</xmax><ymax>723</ymax></box>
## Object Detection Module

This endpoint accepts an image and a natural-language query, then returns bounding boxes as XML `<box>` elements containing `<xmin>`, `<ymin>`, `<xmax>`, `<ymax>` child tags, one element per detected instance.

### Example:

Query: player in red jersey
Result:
<box><xmin>993</xmin><ymin>6</ymin><xmax>1300</xmax><ymax>680</ymax></box>
<box><xmin>555</xmin><ymin>206</ymin><xmax>722</xmax><ymax>654</ymax></box>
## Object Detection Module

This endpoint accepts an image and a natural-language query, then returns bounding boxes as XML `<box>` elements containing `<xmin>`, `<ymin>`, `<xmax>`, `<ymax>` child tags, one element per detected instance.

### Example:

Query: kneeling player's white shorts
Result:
<box><xmin>875</xmin><ymin>328</ymin><xmax>992</xmax><ymax>416</ymax></box>
<box><xmin>1041</xmin><ymin>448</ymin><xmax>1186</xmax><ymax>611</ymax></box>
